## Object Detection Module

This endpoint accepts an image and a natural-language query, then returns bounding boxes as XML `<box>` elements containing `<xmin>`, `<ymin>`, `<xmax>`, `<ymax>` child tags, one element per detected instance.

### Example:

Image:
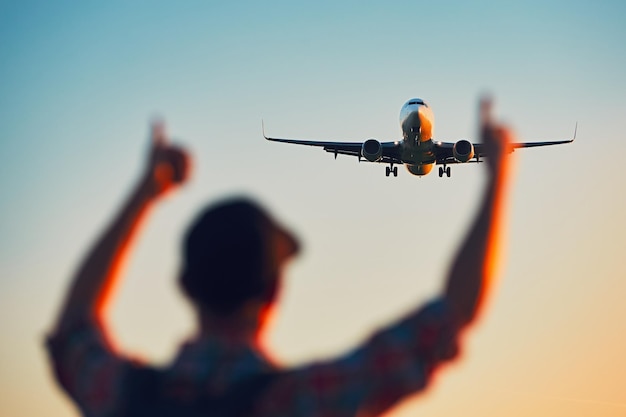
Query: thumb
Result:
<box><xmin>150</xmin><ymin>117</ymin><xmax>167</xmax><ymax>147</ymax></box>
<box><xmin>479</xmin><ymin>95</ymin><xmax>493</xmax><ymax>130</ymax></box>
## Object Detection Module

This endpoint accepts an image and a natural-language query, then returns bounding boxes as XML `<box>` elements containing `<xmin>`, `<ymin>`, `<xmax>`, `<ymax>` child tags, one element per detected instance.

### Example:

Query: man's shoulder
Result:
<box><xmin>123</xmin><ymin>362</ymin><xmax>280</xmax><ymax>417</ymax></box>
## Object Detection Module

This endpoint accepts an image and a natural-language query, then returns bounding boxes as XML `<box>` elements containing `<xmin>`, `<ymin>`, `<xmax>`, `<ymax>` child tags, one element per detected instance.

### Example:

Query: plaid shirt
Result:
<box><xmin>46</xmin><ymin>299</ymin><xmax>459</xmax><ymax>417</ymax></box>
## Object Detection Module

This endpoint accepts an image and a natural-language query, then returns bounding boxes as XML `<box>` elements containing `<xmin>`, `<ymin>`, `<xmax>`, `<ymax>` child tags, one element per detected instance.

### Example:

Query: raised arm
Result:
<box><xmin>444</xmin><ymin>98</ymin><xmax>514</xmax><ymax>327</ymax></box>
<box><xmin>52</xmin><ymin>122</ymin><xmax>191</xmax><ymax>335</ymax></box>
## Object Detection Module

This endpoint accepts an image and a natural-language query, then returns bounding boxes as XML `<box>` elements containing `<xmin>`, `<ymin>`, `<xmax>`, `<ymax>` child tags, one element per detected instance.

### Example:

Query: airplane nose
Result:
<box><xmin>417</xmin><ymin>106</ymin><xmax>433</xmax><ymax>140</ymax></box>
<box><xmin>399</xmin><ymin>100</ymin><xmax>434</xmax><ymax>142</ymax></box>
<box><xmin>400</xmin><ymin>110</ymin><xmax>421</xmax><ymax>142</ymax></box>
<box><xmin>404</xmin><ymin>110</ymin><xmax>421</xmax><ymax>133</ymax></box>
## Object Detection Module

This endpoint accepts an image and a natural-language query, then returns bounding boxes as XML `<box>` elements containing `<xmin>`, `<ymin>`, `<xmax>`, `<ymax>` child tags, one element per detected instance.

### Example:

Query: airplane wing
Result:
<box><xmin>263</xmin><ymin>127</ymin><xmax>403</xmax><ymax>164</ymax></box>
<box><xmin>433</xmin><ymin>127</ymin><xmax>576</xmax><ymax>165</ymax></box>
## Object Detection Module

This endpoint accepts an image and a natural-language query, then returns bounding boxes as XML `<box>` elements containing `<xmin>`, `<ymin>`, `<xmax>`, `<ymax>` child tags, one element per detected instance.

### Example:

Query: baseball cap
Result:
<box><xmin>179</xmin><ymin>197</ymin><xmax>299</xmax><ymax>315</ymax></box>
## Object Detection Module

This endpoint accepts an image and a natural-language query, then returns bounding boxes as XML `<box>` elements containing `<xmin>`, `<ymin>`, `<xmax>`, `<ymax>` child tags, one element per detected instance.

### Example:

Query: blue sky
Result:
<box><xmin>1</xmin><ymin>1</ymin><xmax>625</xmax><ymax>416</ymax></box>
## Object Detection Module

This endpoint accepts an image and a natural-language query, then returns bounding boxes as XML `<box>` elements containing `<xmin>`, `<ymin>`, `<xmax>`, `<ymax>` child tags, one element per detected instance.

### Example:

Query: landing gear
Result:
<box><xmin>385</xmin><ymin>164</ymin><xmax>398</xmax><ymax>177</ymax></box>
<box><xmin>438</xmin><ymin>166</ymin><xmax>451</xmax><ymax>178</ymax></box>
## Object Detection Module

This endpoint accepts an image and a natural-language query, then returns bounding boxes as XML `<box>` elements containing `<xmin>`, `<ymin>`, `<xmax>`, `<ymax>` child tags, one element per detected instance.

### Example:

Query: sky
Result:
<box><xmin>1</xmin><ymin>1</ymin><xmax>625</xmax><ymax>416</ymax></box>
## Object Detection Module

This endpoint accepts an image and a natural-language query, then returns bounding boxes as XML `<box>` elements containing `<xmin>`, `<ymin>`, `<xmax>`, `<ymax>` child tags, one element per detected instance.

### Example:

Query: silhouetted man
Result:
<box><xmin>46</xmin><ymin>98</ymin><xmax>513</xmax><ymax>416</ymax></box>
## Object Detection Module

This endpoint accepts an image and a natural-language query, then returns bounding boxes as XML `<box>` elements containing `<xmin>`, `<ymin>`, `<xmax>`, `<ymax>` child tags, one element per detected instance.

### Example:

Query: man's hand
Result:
<box><xmin>54</xmin><ymin>120</ymin><xmax>192</xmax><ymax>331</ymax></box>
<box><xmin>480</xmin><ymin>97</ymin><xmax>513</xmax><ymax>177</ymax></box>
<box><xmin>142</xmin><ymin>120</ymin><xmax>191</xmax><ymax>198</ymax></box>
<box><xmin>444</xmin><ymin>96</ymin><xmax>515</xmax><ymax>327</ymax></box>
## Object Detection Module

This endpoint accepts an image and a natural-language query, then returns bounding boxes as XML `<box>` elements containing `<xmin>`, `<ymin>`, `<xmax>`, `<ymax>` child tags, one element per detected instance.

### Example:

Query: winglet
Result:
<box><xmin>262</xmin><ymin>119</ymin><xmax>269</xmax><ymax>140</ymax></box>
<box><xmin>572</xmin><ymin>122</ymin><xmax>577</xmax><ymax>142</ymax></box>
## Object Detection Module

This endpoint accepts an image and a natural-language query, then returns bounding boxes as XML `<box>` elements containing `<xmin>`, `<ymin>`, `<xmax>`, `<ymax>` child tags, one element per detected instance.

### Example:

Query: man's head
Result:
<box><xmin>179</xmin><ymin>197</ymin><xmax>299</xmax><ymax>318</ymax></box>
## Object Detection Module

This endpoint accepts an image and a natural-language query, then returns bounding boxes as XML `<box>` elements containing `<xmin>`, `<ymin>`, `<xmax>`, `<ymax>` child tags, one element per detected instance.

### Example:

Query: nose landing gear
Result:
<box><xmin>438</xmin><ymin>165</ymin><xmax>451</xmax><ymax>178</ymax></box>
<box><xmin>385</xmin><ymin>164</ymin><xmax>398</xmax><ymax>177</ymax></box>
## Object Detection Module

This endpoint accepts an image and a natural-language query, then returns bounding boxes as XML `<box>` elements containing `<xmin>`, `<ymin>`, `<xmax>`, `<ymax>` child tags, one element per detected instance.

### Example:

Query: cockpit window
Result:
<box><xmin>408</xmin><ymin>99</ymin><xmax>427</xmax><ymax>107</ymax></box>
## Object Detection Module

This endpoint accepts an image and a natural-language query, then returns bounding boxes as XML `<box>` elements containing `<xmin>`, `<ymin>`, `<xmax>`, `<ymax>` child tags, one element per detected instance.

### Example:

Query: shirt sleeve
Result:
<box><xmin>45</xmin><ymin>322</ymin><xmax>129</xmax><ymax>417</ymax></box>
<box><xmin>256</xmin><ymin>298</ymin><xmax>461</xmax><ymax>417</ymax></box>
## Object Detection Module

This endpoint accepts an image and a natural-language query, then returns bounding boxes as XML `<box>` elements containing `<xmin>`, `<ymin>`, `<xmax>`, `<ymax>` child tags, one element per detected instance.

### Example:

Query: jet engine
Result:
<box><xmin>453</xmin><ymin>139</ymin><xmax>475</xmax><ymax>163</ymax></box>
<box><xmin>361</xmin><ymin>139</ymin><xmax>383</xmax><ymax>162</ymax></box>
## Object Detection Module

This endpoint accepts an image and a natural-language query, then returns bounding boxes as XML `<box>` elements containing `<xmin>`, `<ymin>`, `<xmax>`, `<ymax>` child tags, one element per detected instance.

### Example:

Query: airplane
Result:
<box><xmin>263</xmin><ymin>98</ymin><xmax>575</xmax><ymax>177</ymax></box>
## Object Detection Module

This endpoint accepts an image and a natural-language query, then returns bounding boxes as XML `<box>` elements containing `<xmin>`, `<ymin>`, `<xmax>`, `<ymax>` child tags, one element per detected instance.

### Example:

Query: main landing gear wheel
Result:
<box><xmin>438</xmin><ymin>166</ymin><xmax>451</xmax><ymax>178</ymax></box>
<box><xmin>385</xmin><ymin>165</ymin><xmax>398</xmax><ymax>177</ymax></box>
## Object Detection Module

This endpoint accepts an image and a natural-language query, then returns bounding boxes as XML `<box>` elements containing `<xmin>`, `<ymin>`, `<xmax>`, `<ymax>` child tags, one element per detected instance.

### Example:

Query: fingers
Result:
<box><xmin>144</xmin><ymin>117</ymin><xmax>192</xmax><ymax>197</ymax></box>
<box><xmin>168</xmin><ymin>146</ymin><xmax>191</xmax><ymax>184</ymax></box>
<box><xmin>147</xmin><ymin>146</ymin><xmax>191</xmax><ymax>197</ymax></box>
<box><xmin>495</xmin><ymin>125</ymin><xmax>514</xmax><ymax>144</ymax></box>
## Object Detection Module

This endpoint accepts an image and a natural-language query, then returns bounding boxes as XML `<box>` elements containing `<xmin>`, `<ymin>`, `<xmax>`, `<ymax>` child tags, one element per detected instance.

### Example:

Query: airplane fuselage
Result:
<box><xmin>398</xmin><ymin>98</ymin><xmax>437</xmax><ymax>175</ymax></box>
